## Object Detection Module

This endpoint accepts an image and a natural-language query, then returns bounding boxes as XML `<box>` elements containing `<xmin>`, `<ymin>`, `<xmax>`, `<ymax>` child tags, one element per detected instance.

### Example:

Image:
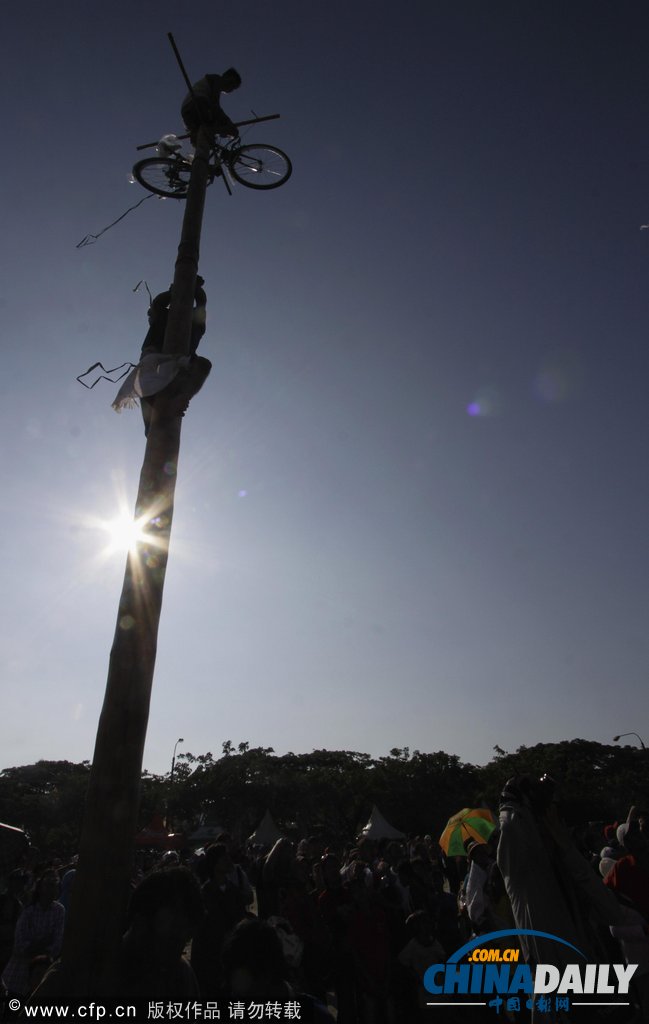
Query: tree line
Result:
<box><xmin>0</xmin><ymin>739</ymin><xmax>646</xmax><ymax>857</ymax></box>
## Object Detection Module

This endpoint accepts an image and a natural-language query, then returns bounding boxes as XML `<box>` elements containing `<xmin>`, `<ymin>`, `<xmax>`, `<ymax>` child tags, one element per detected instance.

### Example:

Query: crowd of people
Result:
<box><xmin>1</xmin><ymin>779</ymin><xmax>648</xmax><ymax>1022</ymax></box>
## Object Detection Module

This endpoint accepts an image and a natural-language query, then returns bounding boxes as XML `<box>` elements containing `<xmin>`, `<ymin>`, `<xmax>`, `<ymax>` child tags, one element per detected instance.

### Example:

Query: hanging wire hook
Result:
<box><xmin>133</xmin><ymin>280</ymin><xmax>153</xmax><ymax>304</ymax></box>
<box><xmin>76</xmin><ymin>361</ymin><xmax>137</xmax><ymax>389</ymax></box>
<box><xmin>76</xmin><ymin>193</ymin><xmax>156</xmax><ymax>248</ymax></box>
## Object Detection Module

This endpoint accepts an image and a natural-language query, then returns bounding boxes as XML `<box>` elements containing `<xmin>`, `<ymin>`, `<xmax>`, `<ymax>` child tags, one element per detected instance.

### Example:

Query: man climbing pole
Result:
<box><xmin>142</xmin><ymin>276</ymin><xmax>207</xmax><ymax>356</ymax></box>
<box><xmin>112</xmin><ymin>276</ymin><xmax>212</xmax><ymax>435</ymax></box>
<box><xmin>181</xmin><ymin>68</ymin><xmax>242</xmax><ymax>145</ymax></box>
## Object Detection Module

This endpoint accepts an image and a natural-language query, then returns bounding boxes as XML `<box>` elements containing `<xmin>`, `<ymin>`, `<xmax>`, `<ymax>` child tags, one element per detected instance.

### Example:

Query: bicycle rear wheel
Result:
<box><xmin>227</xmin><ymin>145</ymin><xmax>292</xmax><ymax>190</ymax></box>
<box><xmin>132</xmin><ymin>157</ymin><xmax>192</xmax><ymax>198</ymax></box>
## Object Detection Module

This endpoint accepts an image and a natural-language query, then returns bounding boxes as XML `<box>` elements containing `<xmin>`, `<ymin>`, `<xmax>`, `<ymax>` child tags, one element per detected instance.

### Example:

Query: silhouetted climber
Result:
<box><xmin>142</xmin><ymin>277</ymin><xmax>206</xmax><ymax>358</ymax></box>
<box><xmin>112</xmin><ymin>277</ymin><xmax>211</xmax><ymax>435</ymax></box>
<box><xmin>181</xmin><ymin>69</ymin><xmax>242</xmax><ymax>146</ymax></box>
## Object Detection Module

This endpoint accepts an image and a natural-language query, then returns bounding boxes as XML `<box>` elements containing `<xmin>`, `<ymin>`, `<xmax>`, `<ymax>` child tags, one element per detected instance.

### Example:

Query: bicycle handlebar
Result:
<box><xmin>135</xmin><ymin>113</ymin><xmax>281</xmax><ymax>151</ymax></box>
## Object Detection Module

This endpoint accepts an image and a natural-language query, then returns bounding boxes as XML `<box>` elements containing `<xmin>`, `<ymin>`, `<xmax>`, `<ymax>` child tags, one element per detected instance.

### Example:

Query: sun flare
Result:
<box><xmin>73</xmin><ymin>472</ymin><xmax>172</xmax><ymax>568</ymax></box>
<box><xmin>102</xmin><ymin>509</ymin><xmax>149</xmax><ymax>554</ymax></box>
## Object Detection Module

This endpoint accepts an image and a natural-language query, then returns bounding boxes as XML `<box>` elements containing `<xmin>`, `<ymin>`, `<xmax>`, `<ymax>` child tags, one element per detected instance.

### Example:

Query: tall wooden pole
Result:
<box><xmin>60</xmin><ymin>125</ymin><xmax>212</xmax><ymax>994</ymax></box>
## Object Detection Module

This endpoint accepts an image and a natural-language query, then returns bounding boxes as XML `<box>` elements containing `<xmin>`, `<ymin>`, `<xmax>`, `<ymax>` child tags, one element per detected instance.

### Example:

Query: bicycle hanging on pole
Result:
<box><xmin>132</xmin><ymin>114</ymin><xmax>292</xmax><ymax>198</ymax></box>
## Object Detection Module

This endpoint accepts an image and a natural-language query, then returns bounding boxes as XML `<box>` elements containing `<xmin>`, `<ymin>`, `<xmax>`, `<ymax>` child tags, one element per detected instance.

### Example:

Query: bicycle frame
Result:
<box><xmin>207</xmin><ymin>138</ymin><xmax>238</xmax><ymax>196</ymax></box>
<box><xmin>136</xmin><ymin>115</ymin><xmax>281</xmax><ymax>198</ymax></box>
<box><xmin>159</xmin><ymin>138</ymin><xmax>239</xmax><ymax>197</ymax></box>
<box><xmin>132</xmin><ymin>118</ymin><xmax>291</xmax><ymax>198</ymax></box>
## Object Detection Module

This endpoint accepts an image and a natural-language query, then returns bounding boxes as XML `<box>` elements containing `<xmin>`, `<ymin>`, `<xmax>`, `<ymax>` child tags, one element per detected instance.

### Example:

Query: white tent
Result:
<box><xmin>248</xmin><ymin>810</ymin><xmax>282</xmax><ymax>847</ymax></box>
<box><xmin>358</xmin><ymin>805</ymin><xmax>405</xmax><ymax>840</ymax></box>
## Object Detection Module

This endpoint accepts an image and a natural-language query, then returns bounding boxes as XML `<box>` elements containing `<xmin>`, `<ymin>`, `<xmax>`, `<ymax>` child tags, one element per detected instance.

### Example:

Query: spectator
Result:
<box><xmin>31</xmin><ymin>867</ymin><xmax>203</xmax><ymax>1008</ymax></box>
<box><xmin>222</xmin><ymin>918</ymin><xmax>330</xmax><ymax>1022</ymax></box>
<box><xmin>215</xmin><ymin>832</ymin><xmax>254</xmax><ymax>910</ymax></box>
<box><xmin>190</xmin><ymin>843</ymin><xmax>248</xmax><ymax>997</ymax></box>
<box><xmin>498</xmin><ymin>774</ymin><xmax>633</xmax><ymax>996</ymax></box>
<box><xmin>397</xmin><ymin>910</ymin><xmax>446</xmax><ymax>1021</ymax></box>
<box><xmin>346</xmin><ymin>865</ymin><xmax>392</xmax><ymax>1024</ymax></box>
<box><xmin>464</xmin><ymin>840</ymin><xmax>495</xmax><ymax>934</ymax></box>
<box><xmin>117</xmin><ymin>866</ymin><xmax>203</xmax><ymax>1000</ymax></box>
<box><xmin>316</xmin><ymin>854</ymin><xmax>355</xmax><ymax>1019</ymax></box>
<box><xmin>1</xmin><ymin>870</ymin><xmax>64</xmax><ymax>1001</ymax></box>
<box><xmin>604</xmin><ymin>819</ymin><xmax>649</xmax><ymax>921</ymax></box>
<box><xmin>0</xmin><ymin>872</ymin><xmax>27</xmax><ymax>977</ymax></box>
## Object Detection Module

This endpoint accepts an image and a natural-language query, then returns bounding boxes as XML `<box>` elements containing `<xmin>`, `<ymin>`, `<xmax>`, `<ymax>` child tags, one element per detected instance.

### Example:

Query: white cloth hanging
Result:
<box><xmin>112</xmin><ymin>352</ymin><xmax>191</xmax><ymax>412</ymax></box>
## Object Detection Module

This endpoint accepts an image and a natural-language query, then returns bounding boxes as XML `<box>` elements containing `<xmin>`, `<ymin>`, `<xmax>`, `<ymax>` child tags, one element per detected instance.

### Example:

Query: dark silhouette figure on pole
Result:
<box><xmin>181</xmin><ymin>69</ymin><xmax>242</xmax><ymax>145</ymax></box>
<box><xmin>139</xmin><ymin>277</ymin><xmax>210</xmax><ymax>436</ymax></box>
<box><xmin>112</xmin><ymin>276</ymin><xmax>211</xmax><ymax>435</ymax></box>
<box><xmin>142</xmin><ymin>277</ymin><xmax>206</xmax><ymax>355</ymax></box>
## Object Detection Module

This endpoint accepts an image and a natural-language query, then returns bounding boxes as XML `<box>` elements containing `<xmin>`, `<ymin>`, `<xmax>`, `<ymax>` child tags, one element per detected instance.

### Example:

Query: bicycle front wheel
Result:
<box><xmin>132</xmin><ymin>157</ymin><xmax>192</xmax><ymax>198</ymax></box>
<box><xmin>228</xmin><ymin>145</ymin><xmax>292</xmax><ymax>190</ymax></box>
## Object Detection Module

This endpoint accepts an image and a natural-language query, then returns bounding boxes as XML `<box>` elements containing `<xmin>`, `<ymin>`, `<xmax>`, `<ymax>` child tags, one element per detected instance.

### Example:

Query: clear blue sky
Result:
<box><xmin>2</xmin><ymin>0</ymin><xmax>648</xmax><ymax>776</ymax></box>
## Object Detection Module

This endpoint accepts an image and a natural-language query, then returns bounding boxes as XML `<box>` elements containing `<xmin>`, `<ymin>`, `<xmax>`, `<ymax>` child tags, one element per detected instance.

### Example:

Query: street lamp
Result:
<box><xmin>613</xmin><ymin>733</ymin><xmax>646</xmax><ymax>750</ymax></box>
<box><xmin>170</xmin><ymin>737</ymin><xmax>184</xmax><ymax>782</ymax></box>
<box><xmin>166</xmin><ymin>737</ymin><xmax>184</xmax><ymax>834</ymax></box>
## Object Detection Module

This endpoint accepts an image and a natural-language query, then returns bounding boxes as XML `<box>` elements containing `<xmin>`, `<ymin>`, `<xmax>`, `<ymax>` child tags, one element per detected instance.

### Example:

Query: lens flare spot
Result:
<box><xmin>466</xmin><ymin>387</ymin><xmax>500</xmax><ymax>418</ymax></box>
<box><xmin>119</xmin><ymin>614</ymin><xmax>136</xmax><ymax>630</ymax></box>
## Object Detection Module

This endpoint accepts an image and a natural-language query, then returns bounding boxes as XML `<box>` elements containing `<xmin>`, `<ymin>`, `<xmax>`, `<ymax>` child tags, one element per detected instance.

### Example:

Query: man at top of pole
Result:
<box><xmin>181</xmin><ymin>68</ymin><xmax>242</xmax><ymax>146</ymax></box>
